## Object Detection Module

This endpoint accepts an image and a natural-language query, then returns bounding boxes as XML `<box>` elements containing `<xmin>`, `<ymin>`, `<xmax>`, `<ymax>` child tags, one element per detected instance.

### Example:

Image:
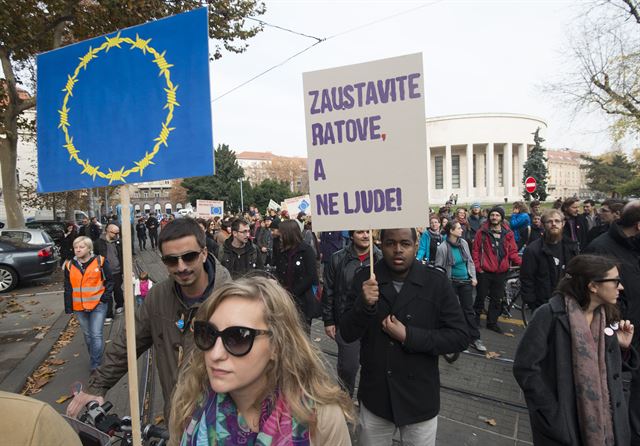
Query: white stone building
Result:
<box><xmin>426</xmin><ymin>113</ymin><xmax>547</xmax><ymax>204</ymax></box>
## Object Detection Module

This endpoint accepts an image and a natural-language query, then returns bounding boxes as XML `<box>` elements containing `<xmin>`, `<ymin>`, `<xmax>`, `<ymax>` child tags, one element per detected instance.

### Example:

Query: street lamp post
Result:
<box><xmin>238</xmin><ymin>178</ymin><xmax>244</xmax><ymax>214</ymax></box>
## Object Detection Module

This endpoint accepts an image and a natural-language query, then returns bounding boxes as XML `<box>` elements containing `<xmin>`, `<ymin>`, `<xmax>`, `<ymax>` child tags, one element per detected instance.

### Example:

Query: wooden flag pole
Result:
<box><xmin>369</xmin><ymin>229</ymin><xmax>374</xmax><ymax>278</ymax></box>
<box><xmin>120</xmin><ymin>185</ymin><xmax>142</xmax><ymax>446</ymax></box>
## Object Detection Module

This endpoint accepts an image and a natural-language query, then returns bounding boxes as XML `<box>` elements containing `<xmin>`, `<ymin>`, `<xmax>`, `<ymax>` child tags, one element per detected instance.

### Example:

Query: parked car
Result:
<box><xmin>0</xmin><ymin>237</ymin><xmax>59</xmax><ymax>292</ymax></box>
<box><xmin>25</xmin><ymin>220</ymin><xmax>66</xmax><ymax>245</ymax></box>
<box><xmin>0</xmin><ymin>228</ymin><xmax>57</xmax><ymax>246</ymax></box>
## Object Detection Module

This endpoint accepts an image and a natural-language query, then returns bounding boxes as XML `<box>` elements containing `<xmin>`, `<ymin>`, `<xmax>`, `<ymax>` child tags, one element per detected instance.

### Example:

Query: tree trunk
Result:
<box><xmin>0</xmin><ymin>125</ymin><xmax>25</xmax><ymax>228</ymax></box>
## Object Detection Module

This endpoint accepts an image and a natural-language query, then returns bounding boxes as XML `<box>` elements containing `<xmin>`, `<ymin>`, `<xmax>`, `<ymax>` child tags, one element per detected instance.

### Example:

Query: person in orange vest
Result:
<box><xmin>64</xmin><ymin>236</ymin><xmax>114</xmax><ymax>373</ymax></box>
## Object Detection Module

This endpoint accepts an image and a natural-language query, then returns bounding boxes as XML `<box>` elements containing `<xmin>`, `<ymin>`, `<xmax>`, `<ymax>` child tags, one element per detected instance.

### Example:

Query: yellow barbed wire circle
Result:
<box><xmin>58</xmin><ymin>31</ymin><xmax>179</xmax><ymax>184</ymax></box>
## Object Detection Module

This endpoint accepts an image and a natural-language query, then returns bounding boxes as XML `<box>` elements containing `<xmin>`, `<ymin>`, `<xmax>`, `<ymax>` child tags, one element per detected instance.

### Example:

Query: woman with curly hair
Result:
<box><xmin>169</xmin><ymin>276</ymin><xmax>354</xmax><ymax>445</ymax></box>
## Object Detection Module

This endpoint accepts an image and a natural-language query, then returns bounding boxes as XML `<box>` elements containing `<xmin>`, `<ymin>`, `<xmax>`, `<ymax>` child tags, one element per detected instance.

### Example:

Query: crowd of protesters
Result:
<box><xmin>55</xmin><ymin>195</ymin><xmax>640</xmax><ymax>445</ymax></box>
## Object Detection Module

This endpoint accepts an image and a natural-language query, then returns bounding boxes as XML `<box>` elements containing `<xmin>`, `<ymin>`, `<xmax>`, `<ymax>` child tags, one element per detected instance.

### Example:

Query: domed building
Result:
<box><xmin>425</xmin><ymin>113</ymin><xmax>547</xmax><ymax>204</ymax></box>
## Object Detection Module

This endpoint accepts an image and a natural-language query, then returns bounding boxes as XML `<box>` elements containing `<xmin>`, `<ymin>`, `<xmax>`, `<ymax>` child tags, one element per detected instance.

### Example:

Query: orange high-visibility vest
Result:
<box><xmin>65</xmin><ymin>256</ymin><xmax>106</xmax><ymax>311</ymax></box>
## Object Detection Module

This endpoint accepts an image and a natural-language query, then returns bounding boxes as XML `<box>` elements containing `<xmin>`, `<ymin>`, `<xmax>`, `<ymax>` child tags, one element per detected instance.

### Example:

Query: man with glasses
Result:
<box><xmin>585</xmin><ymin>200</ymin><xmax>640</xmax><ymax>442</ymax></box>
<box><xmin>94</xmin><ymin>223</ymin><xmax>123</xmax><ymax>319</ymax></box>
<box><xmin>66</xmin><ymin>218</ymin><xmax>231</xmax><ymax>421</ymax></box>
<box><xmin>585</xmin><ymin>199</ymin><xmax>627</xmax><ymax>246</ymax></box>
<box><xmin>217</xmin><ymin>218</ymin><xmax>262</xmax><ymax>279</ymax></box>
<box><xmin>520</xmin><ymin>209</ymin><xmax>578</xmax><ymax>310</ymax></box>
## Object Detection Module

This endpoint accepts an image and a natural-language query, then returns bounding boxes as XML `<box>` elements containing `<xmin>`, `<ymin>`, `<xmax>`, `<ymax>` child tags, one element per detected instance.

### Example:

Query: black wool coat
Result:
<box><xmin>513</xmin><ymin>293</ymin><xmax>638</xmax><ymax>445</ymax></box>
<box><xmin>274</xmin><ymin>242</ymin><xmax>318</xmax><ymax>319</ymax></box>
<box><xmin>519</xmin><ymin>237</ymin><xmax>579</xmax><ymax>308</ymax></box>
<box><xmin>340</xmin><ymin>259</ymin><xmax>469</xmax><ymax>426</ymax></box>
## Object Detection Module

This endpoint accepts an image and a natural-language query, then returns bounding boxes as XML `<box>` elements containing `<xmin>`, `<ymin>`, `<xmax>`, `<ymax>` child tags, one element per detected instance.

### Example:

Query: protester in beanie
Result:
<box><xmin>514</xmin><ymin>254</ymin><xmax>637</xmax><ymax>446</ymax></box>
<box><xmin>169</xmin><ymin>277</ymin><xmax>353</xmax><ymax>446</ymax></box>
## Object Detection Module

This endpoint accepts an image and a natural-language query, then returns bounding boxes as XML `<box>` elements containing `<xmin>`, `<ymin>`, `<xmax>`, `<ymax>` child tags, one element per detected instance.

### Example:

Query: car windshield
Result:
<box><xmin>0</xmin><ymin>231</ymin><xmax>32</xmax><ymax>243</ymax></box>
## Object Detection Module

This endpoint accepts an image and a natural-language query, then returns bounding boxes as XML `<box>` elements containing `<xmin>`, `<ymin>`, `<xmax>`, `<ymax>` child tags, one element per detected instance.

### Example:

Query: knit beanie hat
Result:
<box><xmin>488</xmin><ymin>206</ymin><xmax>505</xmax><ymax>221</ymax></box>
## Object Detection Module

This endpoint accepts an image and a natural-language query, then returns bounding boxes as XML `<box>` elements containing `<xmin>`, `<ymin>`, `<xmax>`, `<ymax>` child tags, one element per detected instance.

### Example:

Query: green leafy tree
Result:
<box><xmin>522</xmin><ymin>128</ymin><xmax>549</xmax><ymax>201</ymax></box>
<box><xmin>0</xmin><ymin>0</ymin><xmax>265</xmax><ymax>228</ymax></box>
<box><xmin>182</xmin><ymin>144</ymin><xmax>245</xmax><ymax>211</ymax></box>
<box><xmin>581</xmin><ymin>150</ymin><xmax>635</xmax><ymax>197</ymax></box>
<box><xmin>249</xmin><ymin>178</ymin><xmax>294</xmax><ymax>212</ymax></box>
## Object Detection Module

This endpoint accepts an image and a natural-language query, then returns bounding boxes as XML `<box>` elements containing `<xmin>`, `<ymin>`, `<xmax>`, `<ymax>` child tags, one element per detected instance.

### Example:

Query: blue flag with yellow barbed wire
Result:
<box><xmin>36</xmin><ymin>7</ymin><xmax>214</xmax><ymax>193</ymax></box>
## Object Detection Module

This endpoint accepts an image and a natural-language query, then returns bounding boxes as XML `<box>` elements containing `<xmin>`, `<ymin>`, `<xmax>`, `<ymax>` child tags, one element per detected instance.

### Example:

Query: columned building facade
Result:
<box><xmin>426</xmin><ymin>113</ymin><xmax>547</xmax><ymax>204</ymax></box>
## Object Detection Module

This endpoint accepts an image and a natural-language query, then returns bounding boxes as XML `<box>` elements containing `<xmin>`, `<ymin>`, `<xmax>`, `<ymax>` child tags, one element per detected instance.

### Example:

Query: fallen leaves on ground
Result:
<box><xmin>33</xmin><ymin>325</ymin><xmax>51</xmax><ymax>340</ymax></box>
<box><xmin>478</xmin><ymin>415</ymin><xmax>498</xmax><ymax>426</ymax></box>
<box><xmin>503</xmin><ymin>333</ymin><xmax>515</xmax><ymax>338</ymax></box>
<box><xmin>485</xmin><ymin>351</ymin><xmax>501</xmax><ymax>360</ymax></box>
<box><xmin>22</xmin><ymin>317</ymin><xmax>79</xmax><ymax>396</ymax></box>
<box><xmin>2</xmin><ymin>299</ymin><xmax>25</xmax><ymax>315</ymax></box>
<box><xmin>25</xmin><ymin>300</ymin><xmax>40</xmax><ymax>305</ymax></box>
<box><xmin>56</xmin><ymin>394</ymin><xmax>73</xmax><ymax>404</ymax></box>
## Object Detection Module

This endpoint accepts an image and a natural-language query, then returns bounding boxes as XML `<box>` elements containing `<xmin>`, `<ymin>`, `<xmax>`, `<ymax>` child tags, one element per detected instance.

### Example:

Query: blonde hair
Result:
<box><xmin>169</xmin><ymin>277</ymin><xmax>354</xmax><ymax>444</ymax></box>
<box><xmin>72</xmin><ymin>236</ymin><xmax>93</xmax><ymax>252</ymax></box>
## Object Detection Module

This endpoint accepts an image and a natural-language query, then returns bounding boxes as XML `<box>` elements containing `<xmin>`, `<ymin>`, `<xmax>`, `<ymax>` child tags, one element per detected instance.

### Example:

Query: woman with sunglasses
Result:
<box><xmin>169</xmin><ymin>277</ymin><xmax>354</xmax><ymax>445</ymax></box>
<box><xmin>514</xmin><ymin>254</ymin><xmax>637</xmax><ymax>446</ymax></box>
<box><xmin>273</xmin><ymin>219</ymin><xmax>319</xmax><ymax>332</ymax></box>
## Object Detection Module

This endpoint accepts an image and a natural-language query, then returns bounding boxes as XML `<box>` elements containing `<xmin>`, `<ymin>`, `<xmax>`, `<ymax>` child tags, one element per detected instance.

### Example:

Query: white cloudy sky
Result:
<box><xmin>209</xmin><ymin>0</ymin><xmax>638</xmax><ymax>157</ymax></box>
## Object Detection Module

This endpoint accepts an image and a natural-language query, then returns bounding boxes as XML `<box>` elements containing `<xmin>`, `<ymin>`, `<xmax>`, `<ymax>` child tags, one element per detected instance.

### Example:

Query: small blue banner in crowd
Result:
<box><xmin>36</xmin><ymin>7</ymin><xmax>214</xmax><ymax>193</ymax></box>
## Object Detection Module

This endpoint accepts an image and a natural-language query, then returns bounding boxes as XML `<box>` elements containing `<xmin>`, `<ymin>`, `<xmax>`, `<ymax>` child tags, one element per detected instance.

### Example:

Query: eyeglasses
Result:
<box><xmin>161</xmin><ymin>250</ymin><xmax>202</xmax><ymax>266</ymax></box>
<box><xmin>594</xmin><ymin>278</ymin><xmax>622</xmax><ymax>287</ymax></box>
<box><xmin>192</xmin><ymin>321</ymin><xmax>271</xmax><ymax>356</ymax></box>
<box><xmin>235</xmin><ymin>229</ymin><xmax>250</xmax><ymax>234</ymax></box>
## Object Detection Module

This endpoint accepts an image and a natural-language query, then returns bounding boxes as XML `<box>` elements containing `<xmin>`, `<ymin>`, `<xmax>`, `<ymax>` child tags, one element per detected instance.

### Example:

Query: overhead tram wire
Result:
<box><xmin>211</xmin><ymin>0</ymin><xmax>446</xmax><ymax>103</ymax></box>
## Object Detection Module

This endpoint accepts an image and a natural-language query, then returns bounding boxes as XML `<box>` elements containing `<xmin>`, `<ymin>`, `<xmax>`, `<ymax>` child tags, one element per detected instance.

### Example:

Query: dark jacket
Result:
<box><xmin>562</xmin><ymin>214</ymin><xmax>589</xmax><ymax>251</ymax></box>
<box><xmin>217</xmin><ymin>237</ymin><xmax>261</xmax><ymax>279</ymax></box>
<box><xmin>60</xmin><ymin>231</ymin><xmax>78</xmax><ymax>261</ymax></box>
<box><xmin>94</xmin><ymin>236</ymin><xmax>123</xmax><ymax>274</ymax></box>
<box><xmin>339</xmin><ymin>260</ymin><xmax>469</xmax><ymax>426</ymax></box>
<box><xmin>63</xmin><ymin>256</ymin><xmax>114</xmax><ymax>314</ymax></box>
<box><xmin>319</xmin><ymin>231</ymin><xmax>344</xmax><ymax>262</ymax></box>
<box><xmin>274</xmin><ymin>242</ymin><xmax>318</xmax><ymax>320</ymax></box>
<box><xmin>135</xmin><ymin>222</ymin><xmax>147</xmax><ymax>239</ymax></box>
<box><xmin>513</xmin><ymin>293</ymin><xmax>638</xmax><ymax>445</ymax></box>
<box><xmin>467</xmin><ymin>214</ymin><xmax>486</xmax><ymax>245</ymax></box>
<box><xmin>322</xmin><ymin>243</ymin><xmax>382</xmax><ymax>327</ymax></box>
<box><xmin>88</xmin><ymin>254</ymin><xmax>231</xmax><ymax>420</ymax></box>
<box><xmin>472</xmin><ymin>222</ymin><xmax>521</xmax><ymax>273</ymax></box>
<box><xmin>584</xmin><ymin>222</ymin><xmax>640</xmax><ymax>343</ymax></box>
<box><xmin>586</xmin><ymin>223</ymin><xmax>609</xmax><ymax>246</ymax></box>
<box><xmin>145</xmin><ymin>216</ymin><xmax>159</xmax><ymax>234</ymax></box>
<box><xmin>89</xmin><ymin>223</ymin><xmax>101</xmax><ymax>242</ymax></box>
<box><xmin>520</xmin><ymin>237</ymin><xmax>579</xmax><ymax>309</ymax></box>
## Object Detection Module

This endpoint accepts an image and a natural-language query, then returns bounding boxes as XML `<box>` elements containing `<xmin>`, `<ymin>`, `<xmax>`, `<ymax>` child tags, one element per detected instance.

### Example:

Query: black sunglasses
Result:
<box><xmin>594</xmin><ymin>278</ymin><xmax>622</xmax><ymax>287</ymax></box>
<box><xmin>192</xmin><ymin>321</ymin><xmax>271</xmax><ymax>356</ymax></box>
<box><xmin>161</xmin><ymin>250</ymin><xmax>202</xmax><ymax>267</ymax></box>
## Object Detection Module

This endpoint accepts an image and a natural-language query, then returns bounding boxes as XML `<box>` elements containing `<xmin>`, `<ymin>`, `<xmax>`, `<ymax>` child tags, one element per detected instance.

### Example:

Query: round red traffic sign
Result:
<box><xmin>525</xmin><ymin>176</ymin><xmax>537</xmax><ymax>193</ymax></box>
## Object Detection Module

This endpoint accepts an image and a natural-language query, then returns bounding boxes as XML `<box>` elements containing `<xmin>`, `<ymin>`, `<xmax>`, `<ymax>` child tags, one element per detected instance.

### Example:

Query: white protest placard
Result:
<box><xmin>196</xmin><ymin>199</ymin><xmax>224</xmax><ymax>219</ymax></box>
<box><xmin>267</xmin><ymin>199</ymin><xmax>281</xmax><ymax>211</ymax></box>
<box><xmin>303</xmin><ymin>53</ymin><xmax>428</xmax><ymax>232</ymax></box>
<box><xmin>284</xmin><ymin>195</ymin><xmax>312</xmax><ymax>216</ymax></box>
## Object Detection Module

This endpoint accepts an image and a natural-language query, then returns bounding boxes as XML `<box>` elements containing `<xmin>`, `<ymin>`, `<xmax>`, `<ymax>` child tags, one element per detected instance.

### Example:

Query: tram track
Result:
<box><xmin>320</xmin><ymin>346</ymin><xmax>528</xmax><ymax>414</ymax></box>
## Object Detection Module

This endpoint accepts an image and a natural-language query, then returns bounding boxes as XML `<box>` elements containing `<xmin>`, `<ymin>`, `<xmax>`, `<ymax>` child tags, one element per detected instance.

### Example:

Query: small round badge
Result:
<box><xmin>296</xmin><ymin>261</ymin><xmax>301</xmax><ymax>266</ymax></box>
<box><xmin>604</xmin><ymin>327</ymin><xmax>614</xmax><ymax>336</ymax></box>
<box><xmin>610</xmin><ymin>322</ymin><xmax>619</xmax><ymax>331</ymax></box>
